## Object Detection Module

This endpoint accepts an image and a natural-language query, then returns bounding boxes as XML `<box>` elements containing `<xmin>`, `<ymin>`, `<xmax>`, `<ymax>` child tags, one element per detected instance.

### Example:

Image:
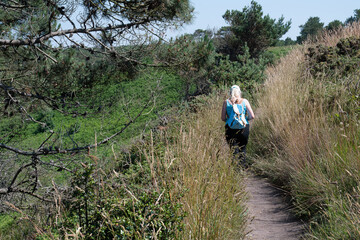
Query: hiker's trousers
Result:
<box><xmin>225</xmin><ymin>124</ymin><xmax>250</xmax><ymax>167</ymax></box>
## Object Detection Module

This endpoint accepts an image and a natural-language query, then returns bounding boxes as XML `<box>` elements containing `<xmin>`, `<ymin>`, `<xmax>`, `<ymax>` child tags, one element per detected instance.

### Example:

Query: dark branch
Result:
<box><xmin>0</xmin><ymin>82</ymin><xmax>66</xmax><ymax>114</ymax></box>
<box><xmin>0</xmin><ymin>187</ymin><xmax>52</xmax><ymax>202</ymax></box>
<box><xmin>9</xmin><ymin>162</ymin><xmax>34</xmax><ymax>189</ymax></box>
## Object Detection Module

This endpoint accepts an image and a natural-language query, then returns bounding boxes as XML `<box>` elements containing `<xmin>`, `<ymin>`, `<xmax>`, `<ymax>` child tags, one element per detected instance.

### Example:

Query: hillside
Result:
<box><xmin>249</xmin><ymin>23</ymin><xmax>360</xmax><ymax>238</ymax></box>
<box><xmin>1</xmin><ymin>6</ymin><xmax>359</xmax><ymax>238</ymax></box>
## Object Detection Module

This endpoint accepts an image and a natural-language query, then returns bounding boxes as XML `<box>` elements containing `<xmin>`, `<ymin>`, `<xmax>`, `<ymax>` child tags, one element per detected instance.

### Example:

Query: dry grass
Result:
<box><xmin>250</xmin><ymin>22</ymin><xmax>360</xmax><ymax>238</ymax></box>
<box><xmin>311</xmin><ymin>21</ymin><xmax>360</xmax><ymax>46</ymax></box>
<box><xmin>147</xmin><ymin>92</ymin><xmax>248</xmax><ymax>240</ymax></box>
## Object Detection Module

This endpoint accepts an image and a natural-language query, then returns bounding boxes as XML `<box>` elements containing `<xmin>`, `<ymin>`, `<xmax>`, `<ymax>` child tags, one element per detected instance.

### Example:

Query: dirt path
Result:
<box><xmin>244</xmin><ymin>174</ymin><xmax>305</xmax><ymax>240</ymax></box>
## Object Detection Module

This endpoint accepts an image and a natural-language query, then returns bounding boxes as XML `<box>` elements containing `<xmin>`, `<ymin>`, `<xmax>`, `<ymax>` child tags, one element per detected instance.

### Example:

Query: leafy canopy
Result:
<box><xmin>297</xmin><ymin>17</ymin><xmax>324</xmax><ymax>43</ymax></box>
<box><xmin>220</xmin><ymin>0</ymin><xmax>291</xmax><ymax>59</ymax></box>
<box><xmin>326</xmin><ymin>20</ymin><xmax>343</xmax><ymax>31</ymax></box>
<box><xmin>345</xmin><ymin>9</ymin><xmax>360</xmax><ymax>25</ymax></box>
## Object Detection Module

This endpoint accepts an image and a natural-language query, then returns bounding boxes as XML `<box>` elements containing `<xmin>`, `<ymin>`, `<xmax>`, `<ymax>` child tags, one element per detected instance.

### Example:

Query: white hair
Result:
<box><xmin>230</xmin><ymin>85</ymin><xmax>241</xmax><ymax>104</ymax></box>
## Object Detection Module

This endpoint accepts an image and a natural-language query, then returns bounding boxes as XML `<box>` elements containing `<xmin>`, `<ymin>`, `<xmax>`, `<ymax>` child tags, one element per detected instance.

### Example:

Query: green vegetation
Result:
<box><xmin>218</xmin><ymin>0</ymin><xmax>291</xmax><ymax>59</ymax></box>
<box><xmin>1</xmin><ymin>0</ymin><xmax>360</xmax><ymax>239</ymax></box>
<box><xmin>297</xmin><ymin>17</ymin><xmax>325</xmax><ymax>43</ymax></box>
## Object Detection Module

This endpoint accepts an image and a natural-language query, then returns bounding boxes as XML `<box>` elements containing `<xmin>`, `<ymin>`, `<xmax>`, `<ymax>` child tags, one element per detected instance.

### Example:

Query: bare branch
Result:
<box><xmin>45</xmin><ymin>0</ymin><xmax>77</xmax><ymax>29</ymax></box>
<box><xmin>5</xmin><ymin>90</ymin><xmax>50</xmax><ymax>129</ymax></box>
<box><xmin>38</xmin><ymin>131</ymin><xmax>55</xmax><ymax>150</ymax></box>
<box><xmin>0</xmin><ymin>82</ymin><xmax>66</xmax><ymax>114</ymax></box>
<box><xmin>34</xmin><ymin>46</ymin><xmax>58</xmax><ymax>63</ymax></box>
<box><xmin>1</xmin><ymin>188</ymin><xmax>52</xmax><ymax>202</ymax></box>
<box><xmin>9</xmin><ymin>162</ymin><xmax>33</xmax><ymax>189</ymax></box>
<box><xmin>37</xmin><ymin>159</ymin><xmax>73</xmax><ymax>173</ymax></box>
<box><xmin>0</xmin><ymin>21</ymin><xmax>149</xmax><ymax>47</ymax></box>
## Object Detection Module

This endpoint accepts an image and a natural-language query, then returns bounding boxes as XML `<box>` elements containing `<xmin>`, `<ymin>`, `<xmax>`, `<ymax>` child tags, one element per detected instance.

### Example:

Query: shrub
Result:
<box><xmin>211</xmin><ymin>46</ymin><xmax>268</xmax><ymax>93</ymax></box>
<box><xmin>44</xmin><ymin>163</ymin><xmax>184</xmax><ymax>240</ymax></box>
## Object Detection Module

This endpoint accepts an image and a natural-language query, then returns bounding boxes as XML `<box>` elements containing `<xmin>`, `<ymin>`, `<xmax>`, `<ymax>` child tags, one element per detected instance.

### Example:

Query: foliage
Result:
<box><xmin>297</xmin><ymin>17</ymin><xmax>324</xmax><ymax>43</ymax></box>
<box><xmin>308</xmin><ymin>189</ymin><xmax>360</xmax><ymax>239</ymax></box>
<box><xmin>306</xmin><ymin>36</ymin><xmax>360</xmax><ymax>78</ymax></box>
<box><xmin>29</xmin><ymin>88</ymin><xmax>250</xmax><ymax>239</ymax></box>
<box><xmin>165</xmin><ymin>91</ymin><xmax>248</xmax><ymax>239</ymax></box>
<box><xmin>276</xmin><ymin>37</ymin><xmax>297</xmax><ymax>46</ymax></box>
<box><xmin>326</xmin><ymin>20</ymin><xmax>343</xmax><ymax>31</ymax></box>
<box><xmin>157</xmin><ymin>34</ymin><xmax>216</xmax><ymax>97</ymax></box>
<box><xmin>219</xmin><ymin>0</ymin><xmax>291</xmax><ymax>59</ymax></box>
<box><xmin>345</xmin><ymin>9</ymin><xmax>360</xmax><ymax>25</ymax></box>
<box><xmin>0</xmin><ymin>0</ymin><xmax>199</xmax><ymax>209</ymax></box>
<box><xmin>210</xmin><ymin>45</ymin><xmax>268</xmax><ymax>93</ymax></box>
<box><xmin>0</xmin><ymin>214</ymin><xmax>32</xmax><ymax>240</ymax></box>
<box><xmin>186</xmin><ymin>29</ymin><xmax>214</xmax><ymax>42</ymax></box>
<box><xmin>49</xmin><ymin>164</ymin><xmax>184</xmax><ymax>240</ymax></box>
<box><xmin>265</xmin><ymin>46</ymin><xmax>294</xmax><ymax>64</ymax></box>
<box><xmin>0</xmin><ymin>0</ymin><xmax>194</xmax><ymax>111</ymax></box>
<box><xmin>0</xmin><ymin>64</ymin><xmax>189</xmax><ymax>240</ymax></box>
<box><xmin>0</xmin><ymin>68</ymin><xmax>185</xmax><ymax>148</ymax></box>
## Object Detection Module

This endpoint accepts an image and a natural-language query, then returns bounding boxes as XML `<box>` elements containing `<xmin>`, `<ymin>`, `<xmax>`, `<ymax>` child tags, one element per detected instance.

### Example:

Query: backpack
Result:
<box><xmin>226</xmin><ymin>101</ymin><xmax>247</xmax><ymax>129</ymax></box>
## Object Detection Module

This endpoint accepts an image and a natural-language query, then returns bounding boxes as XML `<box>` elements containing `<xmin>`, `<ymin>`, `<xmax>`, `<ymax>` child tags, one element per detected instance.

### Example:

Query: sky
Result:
<box><xmin>167</xmin><ymin>0</ymin><xmax>360</xmax><ymax>40</ymax></box>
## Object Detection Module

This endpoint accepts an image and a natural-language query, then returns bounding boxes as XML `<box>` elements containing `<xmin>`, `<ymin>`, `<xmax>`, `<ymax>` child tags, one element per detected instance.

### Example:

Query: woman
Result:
<box><xmin>221</xmin><ymin>85</ymin><xmax>255</xmax><ymax>168</ymax></box>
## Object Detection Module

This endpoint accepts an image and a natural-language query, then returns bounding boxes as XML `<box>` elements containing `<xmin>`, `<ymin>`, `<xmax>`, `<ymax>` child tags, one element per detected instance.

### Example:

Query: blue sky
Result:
<box><xmin>167</xmin><ymin>0</ymin><xmax>359</xmax><ymax>40</ymax></box>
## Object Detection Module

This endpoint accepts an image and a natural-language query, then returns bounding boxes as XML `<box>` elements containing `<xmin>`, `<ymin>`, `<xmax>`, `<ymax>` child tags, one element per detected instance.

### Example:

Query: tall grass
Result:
<box><xmin>147</xmin><ymin>92</ymin><xmax>248</xmax><ymax>239</ymax></box>
<box><xmin>1</xmin><ymin>91</ymin><xmax>248</xmax><ymax>239</ymax></box>
<box><xmin>249</xmin><ymin>22</ymin><xmax>360</xmax><ymax>238</ymax></box>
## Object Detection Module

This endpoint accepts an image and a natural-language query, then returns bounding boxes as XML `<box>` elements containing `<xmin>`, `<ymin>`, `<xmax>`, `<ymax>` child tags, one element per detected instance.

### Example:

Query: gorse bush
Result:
<box><xmin>249</xmin><ymin>22</ymin><xmax>360</xmax><ymax>238</ymax></box>
<box><xmin>306</xmin><ymin>36</ymin><xmax>360</xmax><ymax>78</ymax></box>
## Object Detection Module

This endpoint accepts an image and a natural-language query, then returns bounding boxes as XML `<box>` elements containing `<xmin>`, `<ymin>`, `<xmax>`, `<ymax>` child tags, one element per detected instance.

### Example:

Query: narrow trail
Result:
<box><xmin>244</xmin><ymin>174</ymin><xmax>305</xmax><ymax>240</ymax></box>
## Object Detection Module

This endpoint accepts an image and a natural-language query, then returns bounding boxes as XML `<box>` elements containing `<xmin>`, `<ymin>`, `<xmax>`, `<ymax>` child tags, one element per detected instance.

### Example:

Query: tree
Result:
<box><xmin>190</xmin><ymin>29</ymin><xmax>214</xmax><ymax>41</ymax></box>
<box><xmin>284</xmin><ymin>37</ymin><xmax>296</xmax><ymax>46</ymax></box>
<box><xmin>219</xmin><ymin>0</ymin><xmax>291</xmax><ymax>59</ymax></box>
<box><xmin>0</xmin><ymin>0</ymin><xmax>194</xmax><ymax>202</ymax></box>
<box><xmin>297</xmin><ymin>17</ymin><xmax>324</xmax><ymax>43</ymax></box>
<box><xmin>326</xmin><ymin>20</ymin><xmax>343</xmax><ymax>31</ymax></box>
<box><xmin>345</xmin><ymin>9</ymin><xmax>360</xmax><ymax>25</ymax></box>
<box><xmin>276</xmin><ymin>37</ymin><xmax>296</xmax><ymax>46</ymax></box>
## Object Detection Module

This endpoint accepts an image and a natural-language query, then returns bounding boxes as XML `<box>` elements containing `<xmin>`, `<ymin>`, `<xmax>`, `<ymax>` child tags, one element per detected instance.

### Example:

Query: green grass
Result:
<box><xmin>0</xmin><ymin>214</ymin><xmax>33</xmax><ymax>240</ymax></box>
<box><xmin>1</xmin><ymin>69</ymin><xmax>186</xmax><ymax>150</ymax></box>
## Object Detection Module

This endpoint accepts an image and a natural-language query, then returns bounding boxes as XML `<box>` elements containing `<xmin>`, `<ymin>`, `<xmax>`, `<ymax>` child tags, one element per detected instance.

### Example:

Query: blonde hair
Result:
<box><xmin>230</xmin><ymin>85</ymin><xmax>241</xmax><ymax>104</ymax></box>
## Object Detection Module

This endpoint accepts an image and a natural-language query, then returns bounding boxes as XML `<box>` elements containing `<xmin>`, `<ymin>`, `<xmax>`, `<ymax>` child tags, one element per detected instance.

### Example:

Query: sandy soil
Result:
<box><xmin>244</xmin><ymin>174</ymin><xmax>305</xmax><ymax>240</ymax></box>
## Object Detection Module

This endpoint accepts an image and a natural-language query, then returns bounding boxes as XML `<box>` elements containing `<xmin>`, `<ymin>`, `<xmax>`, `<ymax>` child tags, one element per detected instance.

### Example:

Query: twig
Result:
<box><xmin>38</xmin><ymin>131</ymin><xmax>55</xmax><ymax>150</ymax></box>
<box><xmin>35</xmin><ymin>46</ymin><xmax>58</xmax><ymax>63</ymax></box>
<box><xmin>6</xmin><ymin>90</ymin><xmax>50</xmax><ymax>129</ymax></box>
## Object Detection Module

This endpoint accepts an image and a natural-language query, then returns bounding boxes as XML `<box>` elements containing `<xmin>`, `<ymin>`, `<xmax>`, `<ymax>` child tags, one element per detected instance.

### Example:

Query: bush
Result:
<box><xmin>43</xmin><ymin>163</ymin><xmax>184</xmax><ymax>240</ymax></box>
<box><xmin>211</xmin><ymin>46</ymin><xmax>268</xmax><ymax>93</ymax></box>
<box><xmin>306</xmin><ymin>36</ymin><xmax>360</xmax><ymax>78</ymax></box>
